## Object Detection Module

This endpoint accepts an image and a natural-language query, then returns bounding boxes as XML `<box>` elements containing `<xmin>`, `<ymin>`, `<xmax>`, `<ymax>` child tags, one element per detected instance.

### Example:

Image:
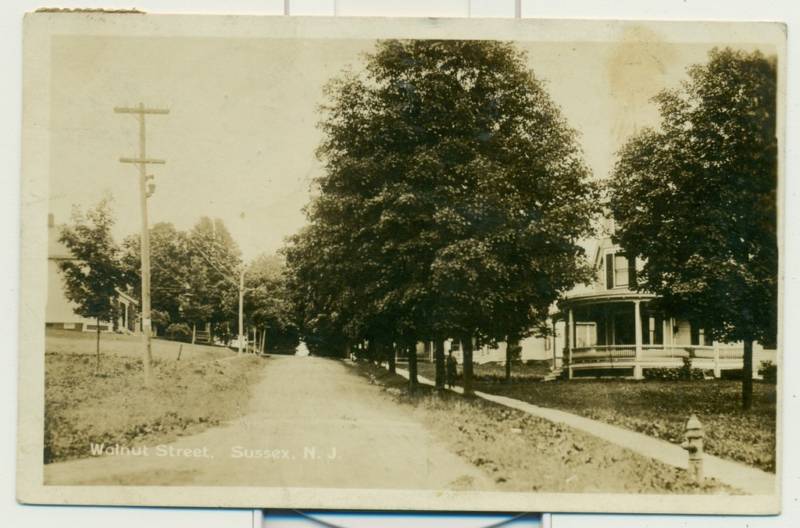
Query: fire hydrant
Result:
<box><xmin>681</xmin><ymin>414</ymin><xmax>704</xmax><ymax>483</ymax></box>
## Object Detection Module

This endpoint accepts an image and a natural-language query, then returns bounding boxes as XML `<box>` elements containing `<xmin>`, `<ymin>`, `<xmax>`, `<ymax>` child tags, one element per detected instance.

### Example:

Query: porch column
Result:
<box><xmin>551</xmin><ymin>318</ymin><xmax>560</xmax><ymax>369</ymax></box>
<box><xmin>633</xmin><ymin>300</ymin><xmax>643</xmax><ymax>379</ymax></box>
<box><xmin>567</xmin><ymin>308</ymin><xmax>575</xmax><ymax>379</ymax></box>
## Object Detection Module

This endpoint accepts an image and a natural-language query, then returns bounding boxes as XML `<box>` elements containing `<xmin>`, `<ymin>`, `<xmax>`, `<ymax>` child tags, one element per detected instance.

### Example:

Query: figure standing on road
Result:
<box><xmin>446</xmin><ymin>350</ymin><xmax>458</xmax><ymax>389</ymax></box>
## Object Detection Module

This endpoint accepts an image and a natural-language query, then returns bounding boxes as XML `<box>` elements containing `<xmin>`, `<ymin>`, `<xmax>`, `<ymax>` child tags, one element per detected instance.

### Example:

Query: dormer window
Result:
<box><xmin>605</xmin><ymin>251</ymin><xmax>636</xmax><ymax>289</ymax></box>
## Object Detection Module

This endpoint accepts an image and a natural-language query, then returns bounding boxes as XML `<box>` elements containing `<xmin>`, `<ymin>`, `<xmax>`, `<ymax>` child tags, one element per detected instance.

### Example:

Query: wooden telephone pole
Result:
<box><xmin>115</xmin><ymin>103</ymin><xmax>169</xmax><ymax>387</ymax></box>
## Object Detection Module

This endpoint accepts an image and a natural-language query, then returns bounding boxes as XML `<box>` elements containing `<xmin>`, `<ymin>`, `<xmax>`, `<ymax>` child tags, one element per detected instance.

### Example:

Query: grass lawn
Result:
<box><xmin>352</xmin><ymin>361</ymin><xmax>739</xmax><ymax>494</ymax></box>
<box><xmin>416</xmin><ymin>360</ymin><xmax>551</xmax><ymax>383</ymax></box>
<box><xmin>478</xmin><ymin>379</ymin><xmax>777</xmax><ymax>473</ymax></box>
<box><xmin>45</xmin><ymin>329</ymin><xmax>264</xmax><ymax>463</ymax></box>
<box><xmin>46</xmin><ymin>328</ymin><xmax>235</xmax><ymax>362</ymax></box>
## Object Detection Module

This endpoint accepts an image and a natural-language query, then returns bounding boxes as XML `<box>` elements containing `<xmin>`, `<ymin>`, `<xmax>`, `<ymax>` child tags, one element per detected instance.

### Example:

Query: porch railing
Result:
<box><xmin>570</xmin><ymin>344</ymin><xmax>744</xmax><ymax>365</ymax></box>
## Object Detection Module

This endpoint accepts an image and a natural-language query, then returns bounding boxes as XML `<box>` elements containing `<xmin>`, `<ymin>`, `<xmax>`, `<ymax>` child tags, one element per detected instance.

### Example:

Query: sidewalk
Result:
<box><xmin>393</xmin><ymin>367</ymin><xmax>776</xmax><ymax>495</ymax></box>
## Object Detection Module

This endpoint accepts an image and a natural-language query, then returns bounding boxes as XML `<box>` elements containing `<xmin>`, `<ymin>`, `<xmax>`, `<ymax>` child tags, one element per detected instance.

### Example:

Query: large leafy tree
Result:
<box><xmin>244</xmin><ymin>254</ymin><xmax>299</xmax><ymax>353</ymax></box>
<box><xmin>58</xmin><ymin>199</ymin><xmax>128</xmax><ymax>373</ymax></box>
<box><xmin>184</xmin><ymin>217</ymin><xmax>242</xmax><ymax>341</ymax></box>
<box><xmin>608</xmin><ymin>48</ymin><xmax>778</xmax><ymax>409</ymax></box>
<box><xmin>292</xmin><ymin>39</ymin><xmax>597</xmax><ymax>393</ymax></box>
<box><xmin>122</xmin><ymin>217</ymin><xmax>243</xmax><ymax>342</ymax></box>
<box><xmin>121</xmin><ymin>222</ymin><xmax>192</xmax><ymax>331</ymax></box>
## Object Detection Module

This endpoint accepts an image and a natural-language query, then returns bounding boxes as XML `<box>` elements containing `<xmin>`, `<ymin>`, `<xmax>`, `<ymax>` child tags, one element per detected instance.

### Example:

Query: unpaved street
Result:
<box><xmin>44</xmin><ymin>356</ymin><xmax>493</xmax><ymax>491</ymax></box>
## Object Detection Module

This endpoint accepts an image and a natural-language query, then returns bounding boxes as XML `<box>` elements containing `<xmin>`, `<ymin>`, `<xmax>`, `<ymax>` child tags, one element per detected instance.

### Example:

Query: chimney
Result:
<box><xmin>48</xmin><ymin>213</ymin><xmax>55</xmax><ymax>228</ymax></box>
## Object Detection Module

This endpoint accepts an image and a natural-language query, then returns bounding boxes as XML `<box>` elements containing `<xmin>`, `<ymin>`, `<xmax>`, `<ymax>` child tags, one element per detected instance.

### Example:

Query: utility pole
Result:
<box><xmin>238</xmin><ymin>268</ymin><xmax>245</xmax><ymax>355</ymax></box>
<box><xmin>115</xmin><ymin>103</ymin><xmax>169</xmax><ymax>387</ymax></box>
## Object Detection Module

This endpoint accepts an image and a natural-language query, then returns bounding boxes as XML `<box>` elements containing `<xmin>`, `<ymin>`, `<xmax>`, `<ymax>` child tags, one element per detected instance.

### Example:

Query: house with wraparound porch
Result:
<box><xmin>548</xmin><ymin>235</ymin><xmax>777</xmax><ymax>379</ymax></box>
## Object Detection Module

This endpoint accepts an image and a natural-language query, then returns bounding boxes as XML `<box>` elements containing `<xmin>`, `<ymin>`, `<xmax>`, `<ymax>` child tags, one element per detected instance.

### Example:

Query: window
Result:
<box><xmin>575</xmin><ymin>323</ymin><xmax>597</xmax><ymax>348</ymax></box>
<box><xmin>614</xmin><ymin>254</ymin><xmax>629</xmax><ymax>287</ymax></box>
<box><xmin>605</xmin><ymin>252</ymin><xmax>636</xmax><ymax>289</ymax></box>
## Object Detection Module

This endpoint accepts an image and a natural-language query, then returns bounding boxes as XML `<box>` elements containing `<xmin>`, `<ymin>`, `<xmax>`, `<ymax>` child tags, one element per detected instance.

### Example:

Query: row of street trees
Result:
<box><xmin>285</xmin><ymin>40</ymin><xmax>600</xmax><ymax>395</ymax></box>
<box><xmin>286</xmin><ymin>42</ymin><xmax>778</xmax><ymax>408</ymax></box>
<box><xmin>59</xmin><ymin>202</ymin><xmax>298</xmax><ymax>371</ymax></box>
<box><xmin>120</xmin><ymin>216</ymin><xmax>242</xmax><ymax>342</ymax></box>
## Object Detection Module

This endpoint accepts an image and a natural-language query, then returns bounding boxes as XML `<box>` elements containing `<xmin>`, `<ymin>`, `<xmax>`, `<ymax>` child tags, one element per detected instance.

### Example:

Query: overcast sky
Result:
<box><xmin>48</xmin><ymin>34</ymin><xmax>769</xmax><ymax>260</ymax></box>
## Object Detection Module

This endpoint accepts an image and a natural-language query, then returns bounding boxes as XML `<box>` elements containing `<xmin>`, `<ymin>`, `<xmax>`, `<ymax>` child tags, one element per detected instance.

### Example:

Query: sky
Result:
<box><xmin>48</xmin><ymin>33</ymin><xmax>772</xmax><ymax>261</ymax></box>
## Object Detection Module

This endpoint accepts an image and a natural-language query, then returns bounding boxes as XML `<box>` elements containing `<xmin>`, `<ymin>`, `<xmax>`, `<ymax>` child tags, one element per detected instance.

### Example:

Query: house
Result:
<box><xmin>46</xmin><ymin>214</ymin><xmax>139</xmax><ymax>333</ymax></box>
<box><xmin>405</xmin><ymin>327</ymin><xmax>552</xmax><ymax>366</ymax></box>
<box><xmin>550</xmin><ymin>234</ymin><xmax>777</xmax><ymax>379</ymax></box>
<box><xmin>405</xmin><ymin>232</ymin><xmax>777</xmax><ymax>379</ymax></box>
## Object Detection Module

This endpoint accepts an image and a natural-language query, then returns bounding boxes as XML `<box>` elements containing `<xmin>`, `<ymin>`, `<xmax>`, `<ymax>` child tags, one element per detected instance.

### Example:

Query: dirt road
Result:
<box><xmin>44</xmin><ymin>356</ymin><xmax>493</xmax><ymax>491</ymax></box>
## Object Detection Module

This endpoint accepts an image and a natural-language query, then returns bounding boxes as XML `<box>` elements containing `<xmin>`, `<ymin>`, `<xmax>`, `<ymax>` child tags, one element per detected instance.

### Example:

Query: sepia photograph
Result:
<box><xmin>17</xmin><ymin>12</ymin><xmax>784</xmax><ymax>514</ymax></box>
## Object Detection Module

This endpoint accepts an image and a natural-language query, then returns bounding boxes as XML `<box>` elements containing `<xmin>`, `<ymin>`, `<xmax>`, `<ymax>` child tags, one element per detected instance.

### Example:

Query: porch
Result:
<box><xmin>553</xmin><ymin>293</ymin><xmax>760</xmax><ymax>379</ymax></box>
<box><xmin>569</xmin><ymin>344</ymin><xmax>746</xmax><ymax>378</ymax></box>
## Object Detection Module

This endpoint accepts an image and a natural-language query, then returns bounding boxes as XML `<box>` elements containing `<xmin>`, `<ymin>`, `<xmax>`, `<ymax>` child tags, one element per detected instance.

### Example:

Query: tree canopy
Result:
<box><xmin>608</xmin><ymin>48</ymin><xmax>778</xmax><ymax>408</ymax></box>
<box><xmin>122</xmin><ymin>216</ymin><xmax>244</xmax><ymax>341</ymax></box>
<box><xmin>287</xmin><ymin>39</ymin><xmax>598</xmax><ymax>389</ymax></box>
<box><xmin>58</xmin><ymin>198</ymin><xmax>128</xmax><ymax>369</ymax></box>
<box><xmin>244</xmin><ymin>254</ymin><xmax>300</xmax><ymax>352</ymax></box>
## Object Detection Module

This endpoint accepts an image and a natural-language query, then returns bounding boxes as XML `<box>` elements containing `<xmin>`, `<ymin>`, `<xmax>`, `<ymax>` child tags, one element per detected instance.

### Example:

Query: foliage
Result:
<box><xmin>165</xmin><ymin>323</ymin><xmax>192</xmax><ymax>343</ymax></box>
<box><xmin>58</xmin><ymin>199</ymin><xmax>127</xmax><ymax>325</ymax></box>
<box><xmin>150</xmin><ymin>309</ymin><xmax>170</xmax><ymax>333</ymax></box>
<box><xmin>608</xmin><ymin>48</ymin><xmax>778</xmax><ymax>408</ymax></box>
<box><xmin>287</xmin><ymin>39</ymin><xmax>598</xmax><ymax>369</ymax></box>
<box><xmin>121</xmin><ymin>222</ymin><xmax>192</xmax><ymax>325</ymax></box>
<box><xmin>183</xmin><ymin>217</ymin><xmax>242</xmax><ymax>334</ymax></box>
<box><xmin>121</xmin><ymin>217</ymin><xmax>244</xmax><ymax>340</ymax></box>
<box><xmin>244</xmin><ymin>254</ymin><xmax>300</xmax><ymax>351</ymax></box>
<box><xmin>758</xmin><ymin>360</ymin><xmax>777</xmax><ymax>384</ymax></box>
<box><xmin>643</xmin><ymin>366</ymin><xmax>706</xmax><ymax>381</ymax></box>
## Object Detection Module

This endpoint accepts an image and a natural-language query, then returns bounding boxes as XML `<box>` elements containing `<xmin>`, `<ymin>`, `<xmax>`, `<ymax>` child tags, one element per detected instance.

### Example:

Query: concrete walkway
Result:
<box><xmin>393</xmin><ymin>367</ymin><xmax>776</xmax><ymax>495</ymax></box>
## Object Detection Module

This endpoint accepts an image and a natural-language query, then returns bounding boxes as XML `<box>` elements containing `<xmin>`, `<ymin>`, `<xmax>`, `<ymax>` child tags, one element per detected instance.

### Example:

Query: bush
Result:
<box><xmin>165</xmin><ymin>323</ymin><xmax>192</xmax><ymax>343</ymax></box>
<box><xmin>644</xmin><ymin>358</ymin><xmax>705</xmax><ymax>381</ymax></box>
<box><xmin>758</xmin><ymin>361</ymin><xmax>777</xmax><ymax>384</ymax></box>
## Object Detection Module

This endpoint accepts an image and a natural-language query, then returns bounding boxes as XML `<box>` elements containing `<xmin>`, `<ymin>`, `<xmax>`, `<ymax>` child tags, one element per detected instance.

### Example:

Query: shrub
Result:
<box><xmin>758</xmin><ymin>361</ymin><xmax>777</xmax><ymax>384</ymax></box>
<box><xmin>644</xmin><ymin>359</ymin><xmax>705</xmax><ymax>381</ymax></box>
<box><xmin>165</xmin><ymin>323</ymin><xmax>192</xmax><ymax>343</ymax></box>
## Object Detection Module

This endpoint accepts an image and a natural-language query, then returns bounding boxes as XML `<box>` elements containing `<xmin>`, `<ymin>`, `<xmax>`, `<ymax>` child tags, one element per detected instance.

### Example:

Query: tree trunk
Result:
<box><xmin>95</xmin><ymin>318</ymin><xmax>101</xmax><ymax>375</ymax></box>
<box><xmin>408</xmin><ymin>342</ymin><xmax>418</xmax><ymax>391</ymax></box>
<box><xmin>367</xmin><ymin>339</ymin><xmax>377</xmax><ymax>364</ymax></box>
<box><xmin>742</xmin><ymin>338</ymin><xmax>754</xmax><ymax>410</ymax></box>
<box><xmin>434</xmin><ymin>339</ymin><xmax>446</xmax><ymax>391</ymax></box>
<box><xmin>387</xmin><ymin>342</ymin><xmax>396</xmax><ymax>374</ymax></box>
<box><xmin>505</xmin><ymin>342</ymin><xmax>512</xmax><ymax>383</ymax></box>
<box><xmin>192</xmin><ymin>322</ymin><xmax>196</xmax><ymax>345</ymax></box>
<box><xmin>462</xmin><ymin>335</ymin><xmax>474</xmax><ymax>396</ymax></box>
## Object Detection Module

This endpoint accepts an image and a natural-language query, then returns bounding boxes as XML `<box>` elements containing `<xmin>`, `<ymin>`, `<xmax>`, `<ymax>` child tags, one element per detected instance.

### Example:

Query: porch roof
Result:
<box><xmin>551</xmin><ymin>290</ymin><xmax>657</xmax><ymax>319</ymax></box>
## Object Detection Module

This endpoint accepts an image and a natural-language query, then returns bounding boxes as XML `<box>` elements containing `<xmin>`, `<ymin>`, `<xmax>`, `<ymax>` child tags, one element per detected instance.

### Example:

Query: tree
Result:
<box><xmin>244</xmin><ymin>254</ymin><xmax>299</xmax><ymax>353</ymax></box>
<box><xmin>298</xmin><ymin>39</ymin><xmax>598</xmax><ymax>393</ymax></box>
<box><xmin>121</xmin><ymin>222</ymin><xmax>192</xmax><ymax>327</ymax></box>
<box><xmin>608</xmin><ymin>48</ymin><xmax>777</xmax><ymax>409</ymax></box>
<box><xmin>183</xmin><ymin>217</ymin><xmax>242</xmax><ymax>342</ymax></box>
<box><xmin>58</xmin><ymin>199</ymin><xmax>128</xmax><ymax>373</ymax></box>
